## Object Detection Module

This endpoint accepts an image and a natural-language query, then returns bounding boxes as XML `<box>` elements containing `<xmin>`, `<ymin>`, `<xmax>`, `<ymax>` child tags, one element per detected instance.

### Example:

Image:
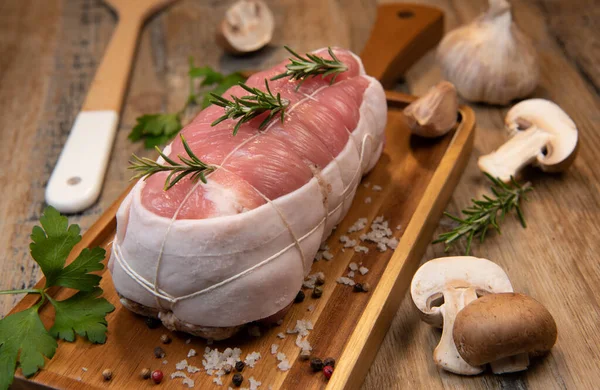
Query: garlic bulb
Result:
<box><xmin>437</xmin><ymin>0</ymin><xmax>539</xmax><ymax>105</ymax></box>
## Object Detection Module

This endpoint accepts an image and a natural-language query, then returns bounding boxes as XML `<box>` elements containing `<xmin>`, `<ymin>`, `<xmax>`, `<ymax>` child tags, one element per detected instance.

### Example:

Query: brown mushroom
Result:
<box><xmin>453</xmin><ymin>293</ymin><xmax>557</xmax><ymax>374</ymax></box>
<box><xmin>216</xmin><ymin>0</ymin><xmax>274</xmax><ymax>55</ymax></box>
<box><xmin>403</xmin><ymin>81</ymin><xmax>459</xmax><ymax>138</ymax></box>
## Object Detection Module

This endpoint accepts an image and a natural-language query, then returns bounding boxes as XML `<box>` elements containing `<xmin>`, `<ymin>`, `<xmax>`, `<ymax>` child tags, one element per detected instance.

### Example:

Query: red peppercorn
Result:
<box><xmin>323</xmin><ymin>365</ymin><xmax>334</xmax><ymax>380</ymax></box>
<box><xmin>151</xmin><ymin>370</ymin><xmax>164</xmax><ymax>384</ymax></box>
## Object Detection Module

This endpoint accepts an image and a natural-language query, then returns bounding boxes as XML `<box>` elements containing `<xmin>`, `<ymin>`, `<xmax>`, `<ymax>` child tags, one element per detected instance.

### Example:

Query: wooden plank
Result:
<box><xmin>364</xmin><ymin>1</ymin><xmax>600</xmax><ymax>389</ymax></box>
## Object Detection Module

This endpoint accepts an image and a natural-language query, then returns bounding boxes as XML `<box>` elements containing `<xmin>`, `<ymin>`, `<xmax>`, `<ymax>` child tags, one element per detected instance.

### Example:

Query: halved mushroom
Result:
<box><xmin>216</xmin><ymin>0</ymin><xmax>274</xmax><ymax>55</ymax></box>
<box><xmin>453</xmin><ymin>293</ymin><xmax>558</xmax><ymax>374</ymax></box>
<box><xmin>478</xmin><ymin>99</ymin><xmax>578</xmax><ymax>182</ymax></box>
<box><xmin>410</xmin><ymin>257</ymin><xmax>513</xmax><ymax>375</ymax></box>
<box><xmin>404</xmin><ymin>81</ymin><xmax>459</xmax><ymax>138</ymax></box>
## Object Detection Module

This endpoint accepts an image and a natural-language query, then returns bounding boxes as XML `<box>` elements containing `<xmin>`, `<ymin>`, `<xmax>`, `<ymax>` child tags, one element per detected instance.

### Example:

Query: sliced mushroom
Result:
<box><xmin>453</xmin><ymin>293</ymin><xmax>558</xmax><ymax>374</ymax></box>
<box><xmin>216</xmin><ymin>0</ymin><xmax>274</xmax><ymax>55</ymax></box>
<box><xmin>410</xmin><ymin>257</ymin><xmax>513</xmax><ymax>375</ymax></box>
<box><xmin>404</xmin><ymin>81</ymin><xmax>459</xmax><ymax>138</ymax></box>
<box><xmin>478</xmin><ymin>99</ymin><xmax>578</xmax><ymax>182</ymax></box>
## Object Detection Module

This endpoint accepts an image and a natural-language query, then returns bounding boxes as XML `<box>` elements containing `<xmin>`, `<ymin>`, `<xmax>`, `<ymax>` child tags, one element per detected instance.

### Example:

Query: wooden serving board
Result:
<box><xmin>11</xmin><ymin>4</ymin><xmax>475</xmax><ymax>390</ymax></box>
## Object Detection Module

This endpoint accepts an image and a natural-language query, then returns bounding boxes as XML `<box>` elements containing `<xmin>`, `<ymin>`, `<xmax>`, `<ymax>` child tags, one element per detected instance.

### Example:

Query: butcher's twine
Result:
<box><xmin>111</xmin><ymin>85</ymin><xmax>376</xmax><ymax>310</ymax></box>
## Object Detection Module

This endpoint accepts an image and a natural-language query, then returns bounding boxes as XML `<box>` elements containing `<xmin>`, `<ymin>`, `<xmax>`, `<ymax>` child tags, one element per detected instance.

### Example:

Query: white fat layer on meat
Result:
<box><xmin>110</xmin><ymin>58</ymin><xmax>387</xmax><ymax>328</ymax></box>
<box><xmin>202</xmin><ymin>180</ymin><xmax>243</xmax><ymax>216</ymax></box>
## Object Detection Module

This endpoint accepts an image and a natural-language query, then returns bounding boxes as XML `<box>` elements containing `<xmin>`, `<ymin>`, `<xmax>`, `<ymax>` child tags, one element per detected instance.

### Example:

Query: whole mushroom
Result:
<box><xmin>410</xmin><ymin>257</ymin><xmax>513</xmax><ymax>375</ymax></box>
<box><xmin>453</xmin><ymin>293</ymin><xmax>558</xmax><ymax>374</ymax></box>
<box><xmin>216</xmin><ymin>0</ymin><xmax>274</xmax><ymax>55</ymax></box>
<box><xmin>478</xmin><ymin>99</ymin><xmax>578</xmax><ymax>182</ymax></box>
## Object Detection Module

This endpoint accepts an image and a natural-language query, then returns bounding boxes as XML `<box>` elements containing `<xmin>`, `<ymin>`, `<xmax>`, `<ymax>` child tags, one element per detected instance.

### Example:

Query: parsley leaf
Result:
<box><xmin>0</xmin><ymin>306</ymin><xmax>57</xmax><ymax>389</ymax></box>
<box><xmin>29</xmin><ymin>206</ymin><xmax>81</xmax><ymax>288</ymax></box>
<box><xmin>128</xmin><ymin>113</ymin><xmax>182</xmax><ymax>149</ymax></box>
<box><xmin>52</xmin><ymin>247</ymin><xmax>105</xmax><ymax>291</ymax></box>
<box><xmin>129</xmin><ymin>59</ymin><xmax>247</xmax><ymax>149</ymax></box>
<box><xmin>48</xmin><ymin>288</ymin><xmax>115</xmax><ymax>344</ymax></box>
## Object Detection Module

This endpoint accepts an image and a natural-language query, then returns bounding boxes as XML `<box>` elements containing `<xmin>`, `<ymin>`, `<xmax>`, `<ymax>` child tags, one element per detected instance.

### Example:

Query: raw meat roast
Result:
<box><xmin>109</xmin><ymin>48</ymin><xmax>387</xmax><ymax>339</ymax></box>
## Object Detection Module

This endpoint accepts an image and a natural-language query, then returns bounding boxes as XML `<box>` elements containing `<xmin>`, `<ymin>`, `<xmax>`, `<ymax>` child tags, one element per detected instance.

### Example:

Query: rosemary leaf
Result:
<box><xmin>209</xmin><ymin>79</ymin><xmax>289</xmax><ymax>135</ymax></box>
<box><xmin>271</xmin><ymin>46</ymin><xmax>348</xmax><ymax>90</ymax></box>
<box><xmin>128</xmin><ymin>134</ymin><xmax>216</xmax><ymax>191</ymax></box>
<box><xmin>433</xmin><ymin>173</ymin><xmax>533</xmax><ymax>255</ymax></box>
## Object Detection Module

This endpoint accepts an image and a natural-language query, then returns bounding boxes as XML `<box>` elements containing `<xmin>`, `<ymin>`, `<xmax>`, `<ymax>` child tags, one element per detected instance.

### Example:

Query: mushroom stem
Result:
<box><xmin>490</xmin><ymin>353</ymin><xmax>530</xmax><ymax>374</ymax></box>
<box><xmin>478</xmin><ymin>126</ymin><xmax>552</xmax><ymax>182</ymax></box>
<box><xmin>434</xmin><ymin>287</ymin><xmax>483</xmax><ymax>375</ymax></box>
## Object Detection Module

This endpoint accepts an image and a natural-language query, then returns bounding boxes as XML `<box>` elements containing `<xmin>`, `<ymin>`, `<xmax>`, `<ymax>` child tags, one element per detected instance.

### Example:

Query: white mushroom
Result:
<box><xmin>478</xmin><ymin>99</ymin><xmax>578</xmax><ymax>182</ymax></box>
<box><xmin>216</xmin><ymin>0</ymin><xmax>274</xmax><ymax>55</ymax></box>
<box><xmin>410</xmin><ymin>256</ymin><xmax>513</xmax><ymax>375</ymax></box>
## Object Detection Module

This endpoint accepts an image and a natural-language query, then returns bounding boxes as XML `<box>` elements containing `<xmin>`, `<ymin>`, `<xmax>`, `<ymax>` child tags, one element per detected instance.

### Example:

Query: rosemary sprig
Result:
<box><xmin>433</xmin><ymin>173</ymin><xmax>533</xmax><ymax>255</ymax></box>
<box><xmin>209</xmin><ymin>79</ymin><xmax>289</xmax><ymax>135</ymax></box>
<box><xmin>129</xmin><ymin>134</ymin><xmax>216</xmax><ymax>190</ymax></box>
<box><xmin>270</xmin><ymin>46</ymin><xmax>348</xmax><ymax>90</ymax></box>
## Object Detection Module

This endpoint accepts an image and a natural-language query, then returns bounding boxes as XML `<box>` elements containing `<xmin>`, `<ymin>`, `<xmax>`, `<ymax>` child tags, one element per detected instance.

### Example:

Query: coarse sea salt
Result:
<box><xmin>188</xmin><ymin>348</ymin><xmax>197</xmax><ymax>358</ymax></box>
<box><xmin>372</xmin><ymin>185</ymin><xmax>383</xmax><ymax>191</ymax></box>
<box><xmin>337</xmin><ymin>276</ymin><xmax>356</xmax><ymax>286</ymax></box>
<box><xmin>277</xmin><ymin>332</ymin><xmax>286</xmax><ymax>339</ymax></box>
<box><xmin>249</xmin><ymin>377</ymin><xmax>262</xmax><ymax>390</ymax></box>
<box><xmin>349</xmin><ymin>262</ymin><xmax>359</xmax><ymax>271</ymax></box>
<box><xmin>359</xmin><ymin>266</ymin><xmax>369</xmax><ymax>275</ymax></box>
<box><xmin>365</xmin><ymin>197</ymin><xmax>372</xmax><ymax>204</ymax></box>
<box><xmin>322</xmin><ymin>250</ymin><xmax>334</xmax><ymax>260</ymax></box>
<box><xmin>245</xmin><ymin>351</ymin><xmax>262</xmax><ymax>368</ymax></box>
<box><xmin>271</xmin><ymin>344</ymin><xmax>279</xmax><ymax>355</ymax></box>
<box><xmin>347</xmin><ymin>271</ymin><xmax>355</xmax><ymax>278</ymax></box>
<box><xmin>348</xmin><ymin>217</ymin><xmax>368</xmax><ymax>233</ymax></box>
<box><xmin>176</xmin><ymin>359</ymin><xmax>189</xmax><ymax>370</ymax></box>
<box><xmin>182</xmin><ymin>377</ymin><xmax>195</xmax><ymax>388</ymax></box>
<box><xmin>354</xmin><ymin>245</ymin><xmax>369</xmax><ymax>253</ymax></box>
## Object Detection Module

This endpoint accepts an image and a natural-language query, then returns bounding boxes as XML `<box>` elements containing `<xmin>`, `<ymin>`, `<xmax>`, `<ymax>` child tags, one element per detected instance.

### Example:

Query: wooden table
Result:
<box><xmin>1</xmin><ymin>0</ymin><xmax>599</xmax><ymax>388</ymax></box>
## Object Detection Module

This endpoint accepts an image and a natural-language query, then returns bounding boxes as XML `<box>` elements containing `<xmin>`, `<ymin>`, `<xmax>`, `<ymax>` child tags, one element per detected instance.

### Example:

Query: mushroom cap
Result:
<box><xmin>505</xmin><ymin>99</ymin><xmax>578</xmax><ymax>171</ymax></box>
<box><xmin>217</xmin><ymin>0</ymin><xmax>274</xmax><ymax>55</ymax></box>
<box><xmin>410</xmin><ymin>257</ymin><xmax>513</xmax><ymax>327</ymax></box>
<box><xmin>453</xmin><ymin>293</ymin><xmax>558</xmax><ymax>366</ymax></box>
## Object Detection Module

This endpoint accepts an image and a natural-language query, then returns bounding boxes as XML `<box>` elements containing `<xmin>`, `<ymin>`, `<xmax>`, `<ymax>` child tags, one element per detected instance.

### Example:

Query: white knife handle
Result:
<box><xmin>45</xmin><ymin>111</ymin><xmax>119</xmax><ymax>213</ymax></box>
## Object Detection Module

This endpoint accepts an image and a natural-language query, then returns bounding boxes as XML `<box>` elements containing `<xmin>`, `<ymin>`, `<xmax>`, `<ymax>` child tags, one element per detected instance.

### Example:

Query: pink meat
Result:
<box><xmin>141</xmin><ymin>48</ymin><xmax>368</xmax><ymax>219</ymax></box>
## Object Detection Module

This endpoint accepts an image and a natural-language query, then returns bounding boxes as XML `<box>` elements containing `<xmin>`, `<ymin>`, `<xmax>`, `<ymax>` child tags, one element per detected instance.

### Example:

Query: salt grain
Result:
<box><xmin>348</xmin><ymin>217</ymin><xmax>368</xmax><ymax>233</ymax></box>
<box><xmin>214</xmin><ymin>376</ymin><xmax>223</xmax><ymax>386</ymax></box>
<box><xmin>188</xmin><ymin>349</ymin><xmax>197</xmax><ymax>358</ymax></box>
<box><xmin>245</xmin><ymin>351</ymin><xmax>262</xmax><ymax>368</ymax></box>
<box><xmin>307</xmin><ymin>304</ymin><xmax>315</xmax><ymax>312</ymax></box>
<box><xmin>176</xmin><ymin>359</ymin><xmax>189</xmax><ymax>370</ymax></box>
<box><xmin>249</xmin><ymin>377</ymin><xmax>262</xmax><ymax>390</ymax></box>
<box><xmin>185</xmin><ymin>338</ymin><xmax>192</xmax><ymax>344</ymax></box>
<box><xmin>81</xmin><ymin>367</ymin><xmax>88</xmax><ymax>372</ymax></box>
<box><xmin>187</xmin><ymin>365</ymin><xmax>201</xmax><ymax>373</ymax></box>
<box><xmin>163</xmin><ymin>359</ymin><xmax>168</xmax><ymax>365</ymax></box>
<box><xmin>171</xmin><ymin>371</ymin><xmax>188</xmax><ymax>379</ymax></box>
<box><xmin>276</xmin><ymin>352</ymin><xmax>286</xmax><ymax>362</ymax></box>
<box><xmin>364</xmin><ymin>197</ymin><xmax>372</xmax><ymax>204</ymax></box>
<box><xmin>364</xmin><ymin>182</ymin><xmax>371</xmax><ymax>188</ymax></box>
<box><xmin>322</xmin><ymin>250</ymin><xmax>334</xmax><ymax>261</ymax></box>
<box><xmin>372</xmin><ymin>185</ymin><xmax>383</xmax><ymax>191</ymax></box>
<box><xmin>396</xmin><ymin>225</ymin><xmax>402</xmax><ymax>230</ymax></box>
<box><xmin>336</xmin><ymin>277</ymin><xmax>356</xmax><ymax>286</ymax></box>
<box><xmin>271</xmin><ymin>344</ymin><xmax>279</xmax><ymax>355</ymax></box>
<box><xmin>277</xmin><ymin>360</ymin><xmax>291</xmax><ymax>371</ymax></box>
<box><xmin>182</xmin><ymin>377</ymin><xmax>195</xmax><ymax>388</ymax></box>
<box><xmin>359</xmin><ymin>266</ymin><xmax>369</xmax><ymax>275</ymax></box>
<box><xmin>349</xmin><ymin>262</ymin><xmax>359</xmax><ymax>271</ymax></box>
<box><xmin>347</xmin><ymin>271</ymin><xmax>355</xmax><ymax>278</ymax></box>
<box><xmin>354</xmin><ymin>245</ymin><xmax>369</xmax><ymax>253</ymax></box>
<box><xmin>277</xmin><ymin>332</ymin><xmax>286</xmax><ymax>339</ymax></box>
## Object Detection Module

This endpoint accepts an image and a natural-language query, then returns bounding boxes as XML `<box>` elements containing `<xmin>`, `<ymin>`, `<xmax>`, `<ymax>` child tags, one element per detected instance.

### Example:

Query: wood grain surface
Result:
<box><xmin>1</xmin><ymin>0</ymin><xmax>599</xmax><ymax>389</ymax></box>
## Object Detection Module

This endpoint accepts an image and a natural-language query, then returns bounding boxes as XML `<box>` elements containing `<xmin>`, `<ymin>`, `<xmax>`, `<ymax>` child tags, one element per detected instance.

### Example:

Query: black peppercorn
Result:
<box><xmin>232</xmin><ymin>373</ymin><xmax>243</xmax><ymax>387</ymax></box>
<box><xmin>312</xmin><ymin>286</ymin><xmax>323</xmax><ymax>298</ymax></box>
<box><xmin>145</xmin><ymin>317</ymin><xmax>161</xmax><ymax>329</ymax></box>
<box><xmin>310</xmin><ymin>357</ymin><xmax>324</xmax><ymax>372</ymax></box>
<box><xmin>154</xmin><ymin>346</ymin><xmax>166</xmax><ymax>358</ymax></box>
<box><xmin>323</xmin><ymin>357</ymin><xmax>336</xmax><ymax>368</ymax></box>
<box><xmin>235</xmin><ymin>360</ymin><xmax>245</xmax><ymax>372</ymax></box>
<box><xmin>294</xmin><ymin>290</ymin><xmax>305</xmax><ymax>303</ymax></box>
<box><xmin>353</xmin><ymin>283</ymin><xmax>363</xmax><ymax>292</ymax></box>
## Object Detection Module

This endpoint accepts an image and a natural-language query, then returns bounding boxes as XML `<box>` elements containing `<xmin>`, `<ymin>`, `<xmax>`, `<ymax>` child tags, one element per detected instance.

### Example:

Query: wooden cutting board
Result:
<box><xmin>11</xmin><ymin>4</ymin><xmax>475</xmax><ymax>390</ymax></box>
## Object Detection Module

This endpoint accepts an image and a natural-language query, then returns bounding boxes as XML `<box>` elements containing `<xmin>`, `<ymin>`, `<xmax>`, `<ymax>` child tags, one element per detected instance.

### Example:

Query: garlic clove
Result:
<box><xmin>216</xmin><ymin>0</ymin><xmax>274</xmax><ymax>55</ymax></box>
<box><xmin>437</xmin><ymin>0</ymin><xmax>539</xmax><ymax>105</ymax></box>
<box><xmin>403</xmin><ymin>81</ymin><xmax>459</xmax><ymax>138</ymax></box>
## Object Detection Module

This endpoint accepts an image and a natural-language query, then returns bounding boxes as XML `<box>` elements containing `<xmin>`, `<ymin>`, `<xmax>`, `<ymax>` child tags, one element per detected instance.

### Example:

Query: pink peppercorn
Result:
<box><xmin>151</xmin><ymin>370</ymin><xmax>164</xmax><ymax>384</ymax></box>
<box><xmin>323</xmin><ymin>365</ymin><xmax>334</xmax><ymax>380</ymax></box>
